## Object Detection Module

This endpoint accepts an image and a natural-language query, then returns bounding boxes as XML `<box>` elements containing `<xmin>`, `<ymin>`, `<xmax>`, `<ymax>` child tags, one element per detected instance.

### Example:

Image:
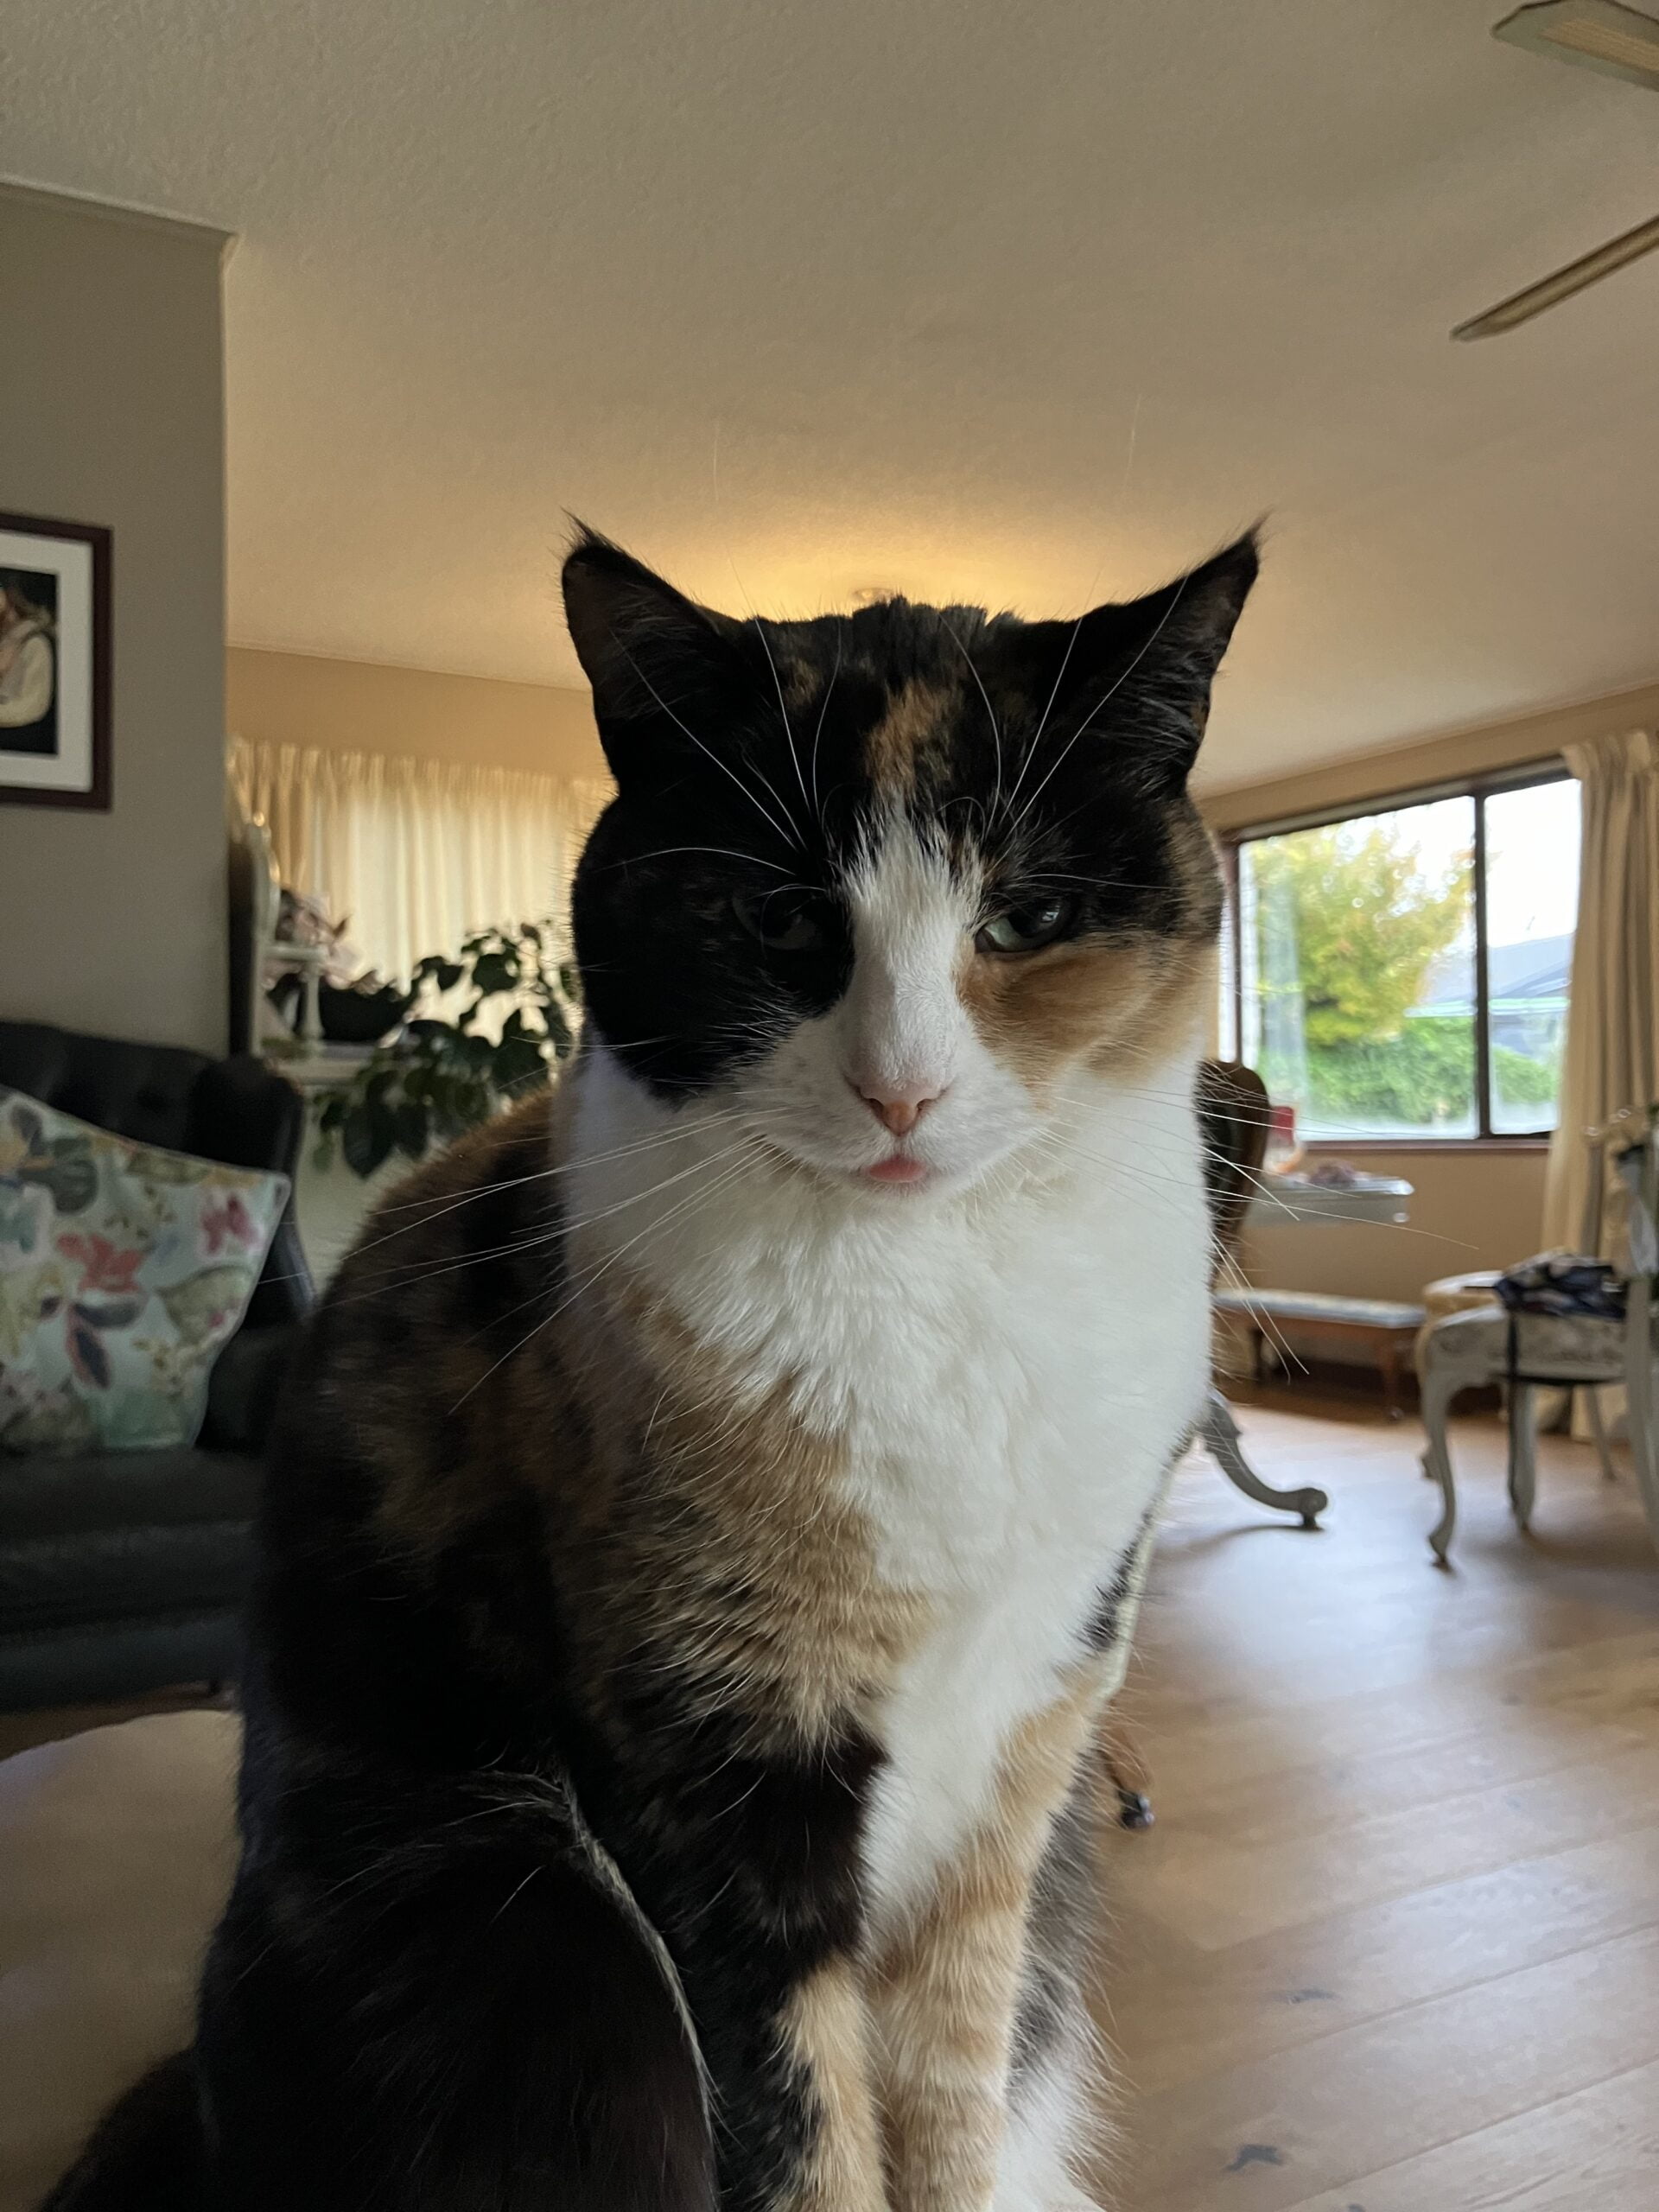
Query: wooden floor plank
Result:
<box><xmin>1125</xmin><ymin>1624</ymin><xmax>1659</xmax><ymax>1802</ymax></box>
<box><xmin>1099</xmin><ymin>1396</ymin><xmax>1659</xmax><ymax>2211</ymax></box>
<box><xmin>1120</xmin><ymin>1870</ymin><xmax>1659</xmax><ymax>2207</ymax></box>
<box><xmin>1147</xmin><ymin>1708</ymin><xmax>1643</xmax><ymax>1847</ymax></box>
<box><xmin>6</xmin><ymin>1402</ymin><xmax>1656</xmax><ymax>2211</ymax></box>
<box><xmin>1124</xmin><ymin>1740</ymin><xmax>1659</xmax><ymax>1951</ymax></box>
<box><xmin>1272</xmin><ymin>2056</ymin><xmax>1659</xmax><ymax>2212</ymax></box>
<box><xmin>1104</xmin><ymin>1823</ymin><xmax>1659</xmax><ymax>2097</ymax></box>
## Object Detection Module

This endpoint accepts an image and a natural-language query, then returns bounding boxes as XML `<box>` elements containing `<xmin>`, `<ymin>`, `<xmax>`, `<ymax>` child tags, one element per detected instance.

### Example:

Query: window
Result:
<box><xmin>1224</xmin><ymin>773</ymin><xmax>1580</xmax><ymax>1142</ymax></box>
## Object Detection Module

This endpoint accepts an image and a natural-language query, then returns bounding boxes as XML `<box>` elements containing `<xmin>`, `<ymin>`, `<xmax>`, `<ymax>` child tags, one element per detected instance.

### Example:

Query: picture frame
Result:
<box><xmin>0</xmin><ymin>510</ymin><xmax>112</xmax><ymax>810</ymax></box>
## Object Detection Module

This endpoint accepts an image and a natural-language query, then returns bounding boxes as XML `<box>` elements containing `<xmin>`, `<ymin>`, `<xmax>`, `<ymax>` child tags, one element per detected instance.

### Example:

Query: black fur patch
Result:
<box><xmin>194</xmin><ymin>1778</ymin><xmax>715</xmax><ymax>2212</ymax></box>
<box><xmin>1083</xmin><ymin>1505</ymin><xmax>1157</xmax><ymax>1653</ymax></box>
<box><xmin>40</xmin><ymin>2053</ymin><xmax>207</xmax><ymax>2212</ymax></box>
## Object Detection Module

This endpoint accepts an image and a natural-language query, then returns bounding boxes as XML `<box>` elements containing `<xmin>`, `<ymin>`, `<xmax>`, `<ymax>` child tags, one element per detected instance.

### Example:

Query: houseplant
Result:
<box><xmin>314</xmin><ymin>923</ymin><xmax>580</xmax><ymax>1178</ymax></box>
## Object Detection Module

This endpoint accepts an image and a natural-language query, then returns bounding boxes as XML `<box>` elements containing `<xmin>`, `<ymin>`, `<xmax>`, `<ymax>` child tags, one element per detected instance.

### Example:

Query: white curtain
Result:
<box><xmin>1543</xmin><ymin>728</ymin><xmax>1659</xmax><ymax>1262</ymax></box>
<box><xmin>228</xmin><ymin>737</ymin><xmax>612</xmax><ymax>986</ymax></box>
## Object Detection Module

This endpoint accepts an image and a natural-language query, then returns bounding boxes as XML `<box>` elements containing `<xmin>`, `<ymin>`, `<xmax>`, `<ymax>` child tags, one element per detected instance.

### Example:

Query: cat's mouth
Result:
<box><xmin>861</xmin><ymin>1152</ymin><xmax>930</xmax><ymax>1187</ymax></box>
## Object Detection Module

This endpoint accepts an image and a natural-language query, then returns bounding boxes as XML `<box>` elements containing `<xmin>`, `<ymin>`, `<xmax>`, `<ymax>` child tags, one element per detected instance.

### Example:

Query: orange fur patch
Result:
<box><xmin>959</xmin><ymin>932</ymin><xmax>1215</xmax><ymax>1098</ymax></box>
<box><xmin>868</xmin><ymin>1667</ymin><xmax>1109</xmax><ymax>2209</ymax></box>
<box><xmin>553</xmin><ymin>1259</ymin><xmax>931</xmax><ymax>1752</ymax></box>
<box><xmin>862</xmin><ymin>680</ymin><xmax>956</xmax><ymax>807</ymax></box>
<box><xmin>960</xmin><ymin>805</ymin><xmax>1223</xmax><ymax>1097</ymax></box>
<box><xmin>780</xmin><ymin>1963</ymin><xmax>887</xmax><ymax>2210</ymax></box>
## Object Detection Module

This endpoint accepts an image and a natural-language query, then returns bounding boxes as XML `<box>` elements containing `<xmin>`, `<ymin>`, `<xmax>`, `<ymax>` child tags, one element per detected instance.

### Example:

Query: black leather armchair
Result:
<box><xmin>0</xmin><ymin>1020</ymin><xmax>312</xmax><ymax>1711</ymax></box>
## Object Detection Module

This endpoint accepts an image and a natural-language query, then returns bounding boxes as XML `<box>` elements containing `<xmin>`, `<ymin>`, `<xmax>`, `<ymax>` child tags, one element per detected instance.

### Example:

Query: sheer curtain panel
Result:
<box><xmin>1543</xmin><ymin>728</ymin><xmax>1659</xmax><ymax>1263</ymax></box>
<box><xmin>228</xmin><ymin>737</ymin><xmax>611</xmax><ymax>986</ymax></box>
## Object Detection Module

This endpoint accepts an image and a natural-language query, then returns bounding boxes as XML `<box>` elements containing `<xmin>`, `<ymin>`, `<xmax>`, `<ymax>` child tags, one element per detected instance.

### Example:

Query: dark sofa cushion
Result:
<box><xmin>0</xmin><ymin>1019</ymin><xmax>312</xmax><ymax>1330</ymax></box>
<box><xmin>0</xmin><ymin>1448</ymin><xmax>264</xmax><ymax>1542</ymax></box>
<box><xmin>0</xmin><ymin>1449</ymin><xmax>260</xmax><ymax>1632</ymax></box>
<box><xmin>200</xmin><ymin>1324</ymin><xmax>300</xmax><ymax>1454</ymax></box>
<box><xmin>0</xmin><ymin>1023</ymin><xmax>308</xmax><ymax>1707</ymax></box>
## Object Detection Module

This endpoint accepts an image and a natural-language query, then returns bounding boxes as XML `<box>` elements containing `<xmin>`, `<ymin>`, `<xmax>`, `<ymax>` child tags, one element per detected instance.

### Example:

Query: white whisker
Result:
<box><xmin>620</xmin><ymin>644</ymin><xmax>801</xmax><ymax>853</ymax></box>
<box><xmin>1010</xmin><ymin>572</ymin><xmax>1192</xmax><ymax>834</ymax></box>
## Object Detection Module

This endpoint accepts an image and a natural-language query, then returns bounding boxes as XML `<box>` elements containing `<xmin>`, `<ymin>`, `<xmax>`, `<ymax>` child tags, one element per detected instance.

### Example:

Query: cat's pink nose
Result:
<box><xmin>853</xmin><ymin>1078</ymin><xmax>946</xmax><ymax>1136</ymax></box>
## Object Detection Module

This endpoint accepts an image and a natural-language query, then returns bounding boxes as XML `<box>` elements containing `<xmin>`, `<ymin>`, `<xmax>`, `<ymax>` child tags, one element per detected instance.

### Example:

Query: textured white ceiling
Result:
<box><xmin>8</xmin><ymin>0</ymin><xmax>1659</xmax><ymax>785</ymax></box>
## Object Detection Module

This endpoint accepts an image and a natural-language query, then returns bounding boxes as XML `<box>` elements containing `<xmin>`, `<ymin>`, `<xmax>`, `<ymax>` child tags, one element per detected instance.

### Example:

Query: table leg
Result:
<box><xmin>1201</xmin><ymin>1388</ymin><xmax>1327</xmax><ymax>1528</ymax></box>
<box><xmin>1508</xmin><ymin>1382</ymin><xmax>1539</xmax><ymax>1533</ymax></box>
<box><xmin>1585</xmin><ymin>1389</ymin><xmax>1618</xmax><ymax>1483</ymax></box>
<box><xmin>1624</xmin><ymin>1275</ymin><xmax>1659</xmax><ymax>1561</ymax></box>
<box><xmin>1416</xmin><ymin>1360</ymin><xmax>1459</xmax><ymax>1567</ymax></box>
<box><xmin>1098</xmin><ymin>1711</ymin><xmax>1155</xmax><ymax>1832</ymax></box>
<box><xmin>1379</xmin><ymin>1338</ymin><xmax>1406</xmax><ymax>1421</ymax></box>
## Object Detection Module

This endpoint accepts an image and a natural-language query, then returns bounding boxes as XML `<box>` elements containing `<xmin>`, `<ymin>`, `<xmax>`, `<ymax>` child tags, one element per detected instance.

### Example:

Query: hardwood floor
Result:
<box><xmin>3</xmin><ymin>1400</ymin><xmax>1655</xmax><ymax>2209</ymax></box>
<box><xmin>1096</xmin><ymin>1395</ymin><xmax>1659</xmax><ymax>2212</ymax></box>
<box><xmin>0</xmin><ymin>1686</ymin><xmax>211</xmax><ymax>1766</ymax></box>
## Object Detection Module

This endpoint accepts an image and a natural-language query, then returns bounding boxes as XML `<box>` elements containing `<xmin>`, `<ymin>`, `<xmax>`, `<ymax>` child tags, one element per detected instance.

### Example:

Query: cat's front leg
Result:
<box><xmin>648</xmin><ymin>1732</ymin><xmax>889</xmax><ymax>2212</ymax></box>
<box><xmin>868</xmin><ymin>1671</ymin><xmax>1104</xmax><ymax>2212</ymax></box>
<box><xmin>764</xmin><ymin>1955</ymin><xmax>890</xmax><ymax>2212</ymax></box>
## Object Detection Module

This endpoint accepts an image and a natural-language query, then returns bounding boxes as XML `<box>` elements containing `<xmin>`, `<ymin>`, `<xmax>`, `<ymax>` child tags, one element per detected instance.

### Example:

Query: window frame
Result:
<box><xmin>1218</xmin><ymin>760</ymin><xmax>1575</xmax><ymax>1151</ymax></box>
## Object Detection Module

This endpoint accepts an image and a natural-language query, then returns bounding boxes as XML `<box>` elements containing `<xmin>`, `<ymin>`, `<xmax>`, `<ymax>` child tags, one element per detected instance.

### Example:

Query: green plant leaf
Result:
<box><xmin>471</xmin><ymin>951</ymin><xmax>518</xmax><ymax>996</ymax></box>
<box><xmin>393</xmin><ymin>1100</ymin><xmax>429</xmax><ymax>1159</ymax></box>
<box><xmin>341</xmin><ymin>1085</ymin><xmax>397</xmax><ymax>1177</ymax></box>
<box><xmin>493</xmin><ymin>1035</ymin><xmax>545</xmax><ymax>1093</ymax></box>
<box><xmin>321</xmin><ymin>918</ymin><xmax>578</xmax><ymax>1173</ymax></box>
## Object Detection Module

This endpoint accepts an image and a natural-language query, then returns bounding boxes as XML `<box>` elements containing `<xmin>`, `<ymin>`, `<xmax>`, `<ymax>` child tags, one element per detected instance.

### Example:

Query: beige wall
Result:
<box><xmin>1236</xmin><ymin>1146</ymin><xmax>1546</xmax><ymax>1309</ymax></box>
<box><xmin>1200</xmin><ymin>677</ymin><xmax>1659</xmax><ymax>835</ymax></box>
<box><xmin>226</xmin><ymin>646</ymin><xmax>606</xmax><ymax>782</ymax></box>
<box><xmin>1193</xmin><ymin>683</ymin><xmax>1656</xmax><ymax>1309</ymax></box>
<box><xmin>1</xmin><ymin>185</ymin><xmax>231</xmax><ymax>1053</ymax></box>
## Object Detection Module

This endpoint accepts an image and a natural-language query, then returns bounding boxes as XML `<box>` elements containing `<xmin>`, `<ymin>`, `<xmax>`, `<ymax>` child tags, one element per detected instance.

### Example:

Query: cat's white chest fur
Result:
<box><xmin>569</xmin><ymin>1047</ymin><xmax>1211</xmax><ymax>1924</ymax></box>
<box><xmin>833</xmin><ymin>1083</ymin><xmax>1209</xmax><ymax>1925</ymax></box>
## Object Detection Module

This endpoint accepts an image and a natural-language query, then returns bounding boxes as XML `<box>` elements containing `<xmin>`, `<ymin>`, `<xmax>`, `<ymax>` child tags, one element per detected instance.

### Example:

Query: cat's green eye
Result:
<box><xmin>976</xmin><ymin>896</ymin><xmax>1075</xmax><ymax>956</ymax></box>
<box><xmin>732</xmin><ymin>891</ymin><xmax>830</xmax><ymax>953</ymax></box>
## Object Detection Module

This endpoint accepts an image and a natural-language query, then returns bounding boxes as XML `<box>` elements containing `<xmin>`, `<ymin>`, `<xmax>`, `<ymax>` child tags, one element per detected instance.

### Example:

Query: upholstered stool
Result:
<box><xmin>1212</xmin><ymin>1287</ymin><xmax>1426</xmax><ymax>1417</ymax></box>
<box><xmin>0</xmin><ymin>1713</ymin><xmax>236</xmax><ymax>2209</ymax></box>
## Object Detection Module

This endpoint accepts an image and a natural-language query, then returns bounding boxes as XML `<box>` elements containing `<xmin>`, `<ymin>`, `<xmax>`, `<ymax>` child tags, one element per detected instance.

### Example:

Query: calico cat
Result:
<box><xmin>45</xmin><ymin>523</ymin><xmax>1255</xmax><ymax>2212</ymax></box>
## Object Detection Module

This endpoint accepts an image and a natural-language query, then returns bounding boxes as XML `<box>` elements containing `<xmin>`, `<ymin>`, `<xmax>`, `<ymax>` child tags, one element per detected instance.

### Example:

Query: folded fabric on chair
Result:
<box><xmin>1495</xmin><ymin>1251</ymin><xmax>1625</xmax><ymax>1321</ymax></box>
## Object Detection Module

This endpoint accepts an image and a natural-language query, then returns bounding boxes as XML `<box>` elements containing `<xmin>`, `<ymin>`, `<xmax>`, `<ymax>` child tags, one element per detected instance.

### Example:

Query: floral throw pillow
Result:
<box><xmin>0</xmin><ymin>1086</ymin><xmax>290</xmax><ymax>1454</ymax></box>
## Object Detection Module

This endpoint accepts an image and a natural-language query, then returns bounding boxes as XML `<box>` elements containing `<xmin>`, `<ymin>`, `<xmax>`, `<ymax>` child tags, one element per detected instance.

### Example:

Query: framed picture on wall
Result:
<box><xmin>0</xmin><ymin>511</ymin><xmax>111</xmax><ymax>810</ymax></box>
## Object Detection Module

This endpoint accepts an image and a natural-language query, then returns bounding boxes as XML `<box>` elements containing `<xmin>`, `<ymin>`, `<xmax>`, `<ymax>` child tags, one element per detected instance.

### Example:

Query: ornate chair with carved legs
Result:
<box><xmin>1195</xmin><ymin>1060</ymin><xmax>1329</xmax><ymax>1528</ymax></box>
<box><xmin>1098</xmin><ymin>1061</ymin><xmax>1325</xmax><ymax>1829</ymax></box>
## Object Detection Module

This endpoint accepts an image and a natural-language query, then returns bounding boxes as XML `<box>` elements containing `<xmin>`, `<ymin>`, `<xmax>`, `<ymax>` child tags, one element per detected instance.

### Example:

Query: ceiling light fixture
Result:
<box><xmin>1493</xmin><ymin>0</ymin><xmax>1659</xmax><ymax>86</ymax></box>
<box><xmin>1454</xmin><ymin>2</ymin><xmax>1659</xmax><ymax>336</ymax></box>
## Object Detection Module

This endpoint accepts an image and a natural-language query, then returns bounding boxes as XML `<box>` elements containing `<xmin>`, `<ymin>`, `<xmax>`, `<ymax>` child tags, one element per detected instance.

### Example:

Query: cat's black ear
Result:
<box><xmin>563</xmin><ymin>528</ymin><xmax>744</xmax><ymax>775</ymax></box>
<box><xmin>1000</xmin><ymin>532</ymin><xmax>1259</xmax><ymax>788</ymax></box>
